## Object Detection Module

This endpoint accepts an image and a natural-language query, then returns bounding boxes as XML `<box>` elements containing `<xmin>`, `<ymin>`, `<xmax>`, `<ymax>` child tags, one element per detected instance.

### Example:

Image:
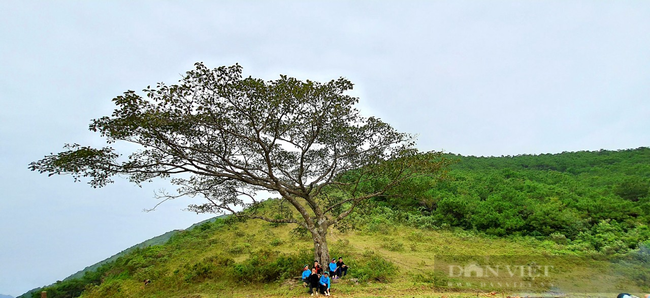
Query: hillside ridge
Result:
<box><xmin>22</xmin><ymin>147</ymin><xmax>650</xmax><ymax>297</ymax></box>
<box><xmin>17</xmin><ymin>217</ymin><xmax>222</xmax><ymax>298</ymax></box>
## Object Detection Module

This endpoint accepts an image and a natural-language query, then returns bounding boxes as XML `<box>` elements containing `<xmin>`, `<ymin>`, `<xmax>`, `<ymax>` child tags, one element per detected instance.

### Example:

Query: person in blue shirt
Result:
<box><xmin>328</xmin><ymin>258</ymin><xmax>338</xmax><ymax>279</ymax></box>
<box><xmin>319</xmin><ymin>271</ymin><xmax>331</xmax><ymax>296</ymax></box>
<box><xmin>301</xmin><ymin>265</ymin><xmax>311</xmax><ymax>284</ymax></box>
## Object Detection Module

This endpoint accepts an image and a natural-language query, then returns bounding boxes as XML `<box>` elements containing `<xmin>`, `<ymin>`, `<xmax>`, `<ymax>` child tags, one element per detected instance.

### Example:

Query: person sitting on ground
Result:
<box><xmin>319</xmin><ymin>271</ymin><xmax>331</xmax><ymax>296</ymax></box>
<box><xmin>328</xmin><ymin>258</ymin><xmax>338</xmax><ymax>279</ymax></box>
<box><xmin>301</xmin><ymin>265</ymin><xmax>311</xmax><ymax>285</ymax></box>
<box><xmin>336</xmin><ymin>257</ymin><xmax>349</xmax><ymax>277</ymax></box>
<box><xmin>307</xmin><ymin>268</ymin><xmax>320</xmax><ymax>295</ymax></box>
<box><xmin>314</xmin><ymin>260</ymin><xmax>323</xmax><ymax>274</ymax></box>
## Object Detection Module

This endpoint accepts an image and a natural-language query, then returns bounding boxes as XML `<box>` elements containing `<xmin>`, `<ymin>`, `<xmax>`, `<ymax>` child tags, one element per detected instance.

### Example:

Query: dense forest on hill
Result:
<box><xmin>373</xmin><ymin>147</ymin><xmax>650</xmax><ymax>253</ymax></box>
<box><xmin>22</xmin><ymin>148</ymin><xmax>650</xmax><ymax>298</ymax></box>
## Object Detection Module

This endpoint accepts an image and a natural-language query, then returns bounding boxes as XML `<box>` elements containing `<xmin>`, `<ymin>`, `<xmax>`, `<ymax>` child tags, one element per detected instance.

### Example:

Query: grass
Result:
<box><xmin>72</xmin><ymin>214</ymin><xmax>649</xmax><ymax>298</ymax></box>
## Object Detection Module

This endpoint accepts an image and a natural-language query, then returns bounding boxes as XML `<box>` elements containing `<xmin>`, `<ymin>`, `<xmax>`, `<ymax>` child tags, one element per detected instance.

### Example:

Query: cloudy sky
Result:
<box><xmin>1</xmin><ymin>1</ymin><xmax>649</xmax><ymax>296</ymax></box>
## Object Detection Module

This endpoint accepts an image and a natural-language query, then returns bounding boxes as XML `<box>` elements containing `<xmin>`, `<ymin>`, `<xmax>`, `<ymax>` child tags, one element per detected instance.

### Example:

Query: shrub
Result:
<box><xmin>183</xmin><ymin>262</ymin><xmax>219</xmax><ymax>282</ymax></box>
<box><xmin>180</xmin><ymin>254</ymin><xmax>234</xmax><ymax>283</ymax></box>
<box><xmin>365</xmin><ymin>217</ymin><xmax>394</xmax><ymax>234</ymax></box>
<box><xmin>549</xmin><ymin>232</ymin><xmax>568</xmax><ymax>244</ymax></box>
<box><xmin>228</xmin><ymin>243</ymin><xmax>250</xmax><ymax>255</ymax></box>
<box><xmin>615</xmin><ymin>178</ymin><xmax>650</xmax><ymax>201</ymax></box>
<box><xmin>380</xmin><ymin>238</ymin><xmax>404</xmax><ymax>252</ymax></box>
<box><xmin>405</xmin><ymin>214</ymin><xmax>439</xmax><ymax>230</ymax></box>
<box><xmin>270</xmin><ymin>238</ymin><xmax>284</xmax><ymax>246</ymax></box>
<box><xmin>348</xmin><ymin>250</ymin><xmax>398</xmax><ymax>282</ymax></box>
<box><xmin>407</xmin><ymin>231</ymin><xmax>425</xmax><ymax>242</ymax></box>
<box><xmin>231</xmin><ymin>249</ymin><xmax>312</xmax><ymax>283</ymax></box>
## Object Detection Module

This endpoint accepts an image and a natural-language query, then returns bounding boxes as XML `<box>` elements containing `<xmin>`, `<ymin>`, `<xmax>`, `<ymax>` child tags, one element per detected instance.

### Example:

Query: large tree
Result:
<box><xmin>30</xmin><ymin>63</ymin><xmax>446</xmax><ymax>264</ymax></box>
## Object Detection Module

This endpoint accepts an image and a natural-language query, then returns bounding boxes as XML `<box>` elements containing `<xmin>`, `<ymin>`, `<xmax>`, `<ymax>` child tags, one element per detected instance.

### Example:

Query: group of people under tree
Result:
<box><xmin>301</xmin><ymin>257</ymin><xmax>349</xmax><ymax>295</ymax></box>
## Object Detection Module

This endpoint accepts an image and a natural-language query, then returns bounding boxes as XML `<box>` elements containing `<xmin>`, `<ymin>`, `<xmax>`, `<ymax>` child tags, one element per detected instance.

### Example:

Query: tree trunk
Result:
<box><xmin>310</xmin><ymin>225</ymin><xmax>330</xmax><ymax>266</ymax></box>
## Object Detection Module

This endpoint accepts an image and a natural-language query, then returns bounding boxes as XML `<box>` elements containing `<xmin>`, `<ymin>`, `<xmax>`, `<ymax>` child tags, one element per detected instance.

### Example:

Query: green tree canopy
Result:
<box><xmin>30</xmin><ymin>63</ymin><xmax>447</xmax><ymax>264</ymax></box>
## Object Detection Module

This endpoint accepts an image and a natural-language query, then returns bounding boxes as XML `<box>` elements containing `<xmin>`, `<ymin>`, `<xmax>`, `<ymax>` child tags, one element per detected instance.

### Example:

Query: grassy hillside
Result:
<box><xmin>61</xmin><ymin>216</ymin><xmax>224</xmax><ymax>283</ymax></box>
<box><xmin>17</xmin><ymin>217</ymin><xmax>224</xmax><ymax>298</ymax></box>
<box><xmin>30</xmin><ymin>210</ymin><xmax>650</xmax><ymax>297</ymax></box>
<box><xmin>26</xmin><ymin>148</ymin><xmax>650</xmax><ymax>297</ymax></box>
<box><xmin>64</xmin><ymin>230</ymin><xmax>179</xmax><ymax>282</ymax></box>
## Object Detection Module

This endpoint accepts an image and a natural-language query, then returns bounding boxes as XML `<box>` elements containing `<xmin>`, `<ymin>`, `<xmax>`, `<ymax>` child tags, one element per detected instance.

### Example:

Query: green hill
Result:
<box><xmin>18</xmin><ymin>218</ymin><xmax>222</xmax><ymax>298</ymax></box>
<box><xmin>378</xmin><ymin>147</ymin><xmax>650</xmax><ymax>250</ymax></box>
<box><xmin>24</xmin><ymin>148</ymin><xmax>650</xmax><ymax>297</ymax></box>
<box><xmin>63</xmin><ymin>230</ymin><xmax>180</xmax><ymax>282</ymax></box>
<box><xmin>62</xmin><ymin>217</ymin><xmax>224</xmax><ymax>283</ymax></box>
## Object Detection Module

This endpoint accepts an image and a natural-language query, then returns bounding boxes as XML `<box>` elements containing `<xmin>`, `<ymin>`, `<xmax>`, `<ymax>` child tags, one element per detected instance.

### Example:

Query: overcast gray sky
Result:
<box><xmin>1</xmin><ymin>1</ymin><xmax>649</xmax><ymax>296</ymax></box>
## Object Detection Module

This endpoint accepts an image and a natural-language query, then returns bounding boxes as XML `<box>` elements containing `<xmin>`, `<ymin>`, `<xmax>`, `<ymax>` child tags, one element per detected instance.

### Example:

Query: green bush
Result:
<box><xmin>183</xmin><ymin>262</ymin><xmax>219</xmax><ymax>282</ymax></box>
<box><xmin>231</xmin><ymin>249</ymin><xmax>312</xmax><ymax>283</ymax></box>
<box><xmin>348</xmin><ymin>250</ymin><xmax>398</xmax><ymax>282</ymax></box>
<box><xmin>406</xmin><ymin>231</ymin><xmax>425</xmax><ymax>242</ymax></box>
<box><xmin>549</xmin><ymin>232</ymin><xmax>568</xmax><ymax>244</ymax></box>
<box><xmin>615</xmin><ymin>178</ymin><xmax>650</xmax><ymax>201</ymax></box>
<box><xmin>405</xmin><ymin>213</ymin><xmax>439</xmax><ymax>230</ymax></box>
<box><xmin>228</xmin><ymin>243</ymin><xmax>250</xmax><ymax>255</ymax></box>
<box><xmin>380</xmin><ymin>238</ymin><xmax>404</xmax><ymax>251</ymax></box>
<box><xmin>365</xmin><ymin>216</ymin><xmax>395</xmax><ymax>234</ymax></box>
<box><xmin>181</xmin><ymin>254</ymin><xmax>234</xmax><ymax>282</ymax></box>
